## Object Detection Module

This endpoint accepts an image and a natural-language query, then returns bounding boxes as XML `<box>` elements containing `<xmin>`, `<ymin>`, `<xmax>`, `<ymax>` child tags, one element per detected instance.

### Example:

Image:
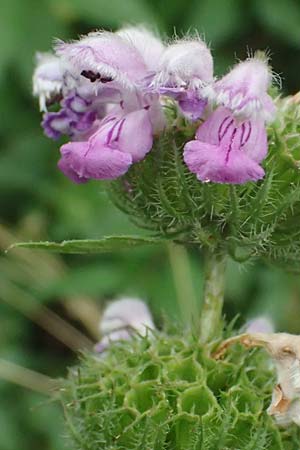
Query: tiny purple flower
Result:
<box><xmin>42</xmin><ymin>107</ymin><xmax>98</xmax><ymax>140</ymax></box>
<box><xmin>183</xmin><ymin>107</ymin><xmax>267</xmax><ymax>184</ymax></box>
<box><xmin>58</xmin><ymin>108</ymin><xmax>153</xmax><ymax>183</ymax></box>
<box><xmin>159</xmin><ymin>86</ymin><xmax>207</xmax><ymax>121</ymax></box>
<box><xmin>63</xmin><ymin>92</ymin><xmax>91</xmax><ymax>114</ymax></box>
<box><xmin>42</xmin><ymin>110</ymin><xmax>72</xmax><ymax>140</ymax></box>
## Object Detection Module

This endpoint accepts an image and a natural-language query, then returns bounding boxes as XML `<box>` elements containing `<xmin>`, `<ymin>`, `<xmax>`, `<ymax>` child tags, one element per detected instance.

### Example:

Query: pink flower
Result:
<box><xmin>58</xmin><ymin>109</ymin><xmax>153</xmax><ymax>182</ymax></box>
<box><xmin>183</xmin><ymin>107</ymin><xmax>267</xmax><ymax>184</ymax></box>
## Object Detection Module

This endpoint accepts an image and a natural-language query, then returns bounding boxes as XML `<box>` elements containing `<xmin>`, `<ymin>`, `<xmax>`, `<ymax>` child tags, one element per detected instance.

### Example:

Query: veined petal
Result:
<box><xmin>184</xmin><ymin>107</ymin><xmax>267</xmax><ymax>184</ymax></box>
<box><xmin>55</xmin><ymin>31</ymin><xmax>147</xmax><ymax>89</ymax></box>
<box><xmin>117</xmin><ymin>26</ymin><xmax>165</xmax><ymax>71</ymax></box>
<box><xmin>33</xmin><ymin>52</ymin><xmax>63</xmax><ymax>111</ymax></box>
<box><xmin>58</xmin><ymin>139</ymin><xmax>132</xmax><ymax>182</ymax></box>
<box><xmin>196</xmin><ymin>107</ymin><xmax>268</xmax><ymax>163</ymax></box>
<box><xmin>117</xmin><ymin>109</ymin><xmax>153</xmax><ymax>162</ymax></box>
<box><xmin>184</xmin><ymin>140</ymin><xmax>265</xmax><ymax>184</ymax></box>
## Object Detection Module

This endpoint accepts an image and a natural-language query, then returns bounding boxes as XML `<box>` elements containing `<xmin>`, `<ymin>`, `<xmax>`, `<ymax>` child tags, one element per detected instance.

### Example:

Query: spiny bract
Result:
<box><xmin>61</xmin><ymin>331</ymin><xmax>300</xmax><ymax>450</ymax></box>
<box><xmin>109</xmin><ymin>96</ymin><xmax>300</xmax><ymax>272</ymax></box>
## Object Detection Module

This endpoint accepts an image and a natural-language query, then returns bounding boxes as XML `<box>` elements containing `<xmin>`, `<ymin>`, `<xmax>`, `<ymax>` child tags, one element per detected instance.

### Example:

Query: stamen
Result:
<box><xmin>80</xmin><ymin>70</ymin><xmax>113</xmax><ymax>83</ymax></box>
<box><xmin>81</xmin><ymin>70</ymin><xmax>101</xmax><ymax>82</ymax></box>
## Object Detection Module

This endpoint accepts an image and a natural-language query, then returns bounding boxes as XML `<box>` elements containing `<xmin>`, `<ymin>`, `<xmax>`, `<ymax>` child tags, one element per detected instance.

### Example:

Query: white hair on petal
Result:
<box><xmin>116</xmin><ymin>25</ymin><xmax>165</xmax><ymax>71</ymax></box>
<box><xmin>151</xmin><ymin>36</ymin><xmax>213</xmax><ymax>89</ymax></box>
<box><xmin>54</xmin><ymin>31</ymin><xmax>146</xmax><ymax>91</ymax></box>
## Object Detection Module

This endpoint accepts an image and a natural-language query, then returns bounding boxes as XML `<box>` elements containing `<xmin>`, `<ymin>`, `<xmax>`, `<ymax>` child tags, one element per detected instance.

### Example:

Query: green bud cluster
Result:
<box><xmin>109</xmin><ymin>97</ymin><xmax>300</xmax><ymax>270</ymax></box>
<box><xmin>61</xmin><ymin>331</ymin><xmax>300</xmax><ymax>450</ymax></box>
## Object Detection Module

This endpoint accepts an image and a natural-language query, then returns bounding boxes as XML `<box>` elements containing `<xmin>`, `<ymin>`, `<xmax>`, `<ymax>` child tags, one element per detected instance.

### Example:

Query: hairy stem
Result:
<box><xmin>200</xmin><ymin>251</ymin><xmax>226</xmax><ymax>343</ymax></box>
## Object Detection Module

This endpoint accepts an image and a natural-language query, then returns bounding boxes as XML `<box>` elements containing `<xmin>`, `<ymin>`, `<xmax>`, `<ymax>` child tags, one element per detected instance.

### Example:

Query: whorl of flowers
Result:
<box><xmin>33</xmin><ymin>27</ymin><xmax>276</xmax><ymax>185</ymax></box>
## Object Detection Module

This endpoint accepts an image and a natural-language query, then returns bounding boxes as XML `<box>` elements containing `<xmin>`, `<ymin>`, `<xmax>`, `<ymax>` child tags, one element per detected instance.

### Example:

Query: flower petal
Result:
<box><xmin>178</xmin><ymin>92</ymin><xmax>207</xmax><ymax>121</ymax></box>
<box><xmin>183</xmin><ymin>139</ymin><xmax>265</xmax><ymax>184</ymax></box>
<box><xmin>58</xmin><ymin>139</ymin><xmax>132</xmax><ymax>182</ymax></box>
<box><xmin>117</xmin><ymin>26</ymin><xmax>165</xmax><ymax>71</ymax></box>
<box><xmin>196</xmin><ymin>107</ymin><xmax>268</xmax><ymax>164</ymax></box>
<box><xmin>117</xmin><ymin>109</ymin><xmax>153</xmax><ymax>162</ymax></box>
<box><xmin>242</xmin><ymin>119</ymin><xmax>268</xmax><ymax>163</ymax></box>
<box><xmin>57</xmin><ymin>155</ymin><xmax>88</xmax><ymax>184</ymax></box>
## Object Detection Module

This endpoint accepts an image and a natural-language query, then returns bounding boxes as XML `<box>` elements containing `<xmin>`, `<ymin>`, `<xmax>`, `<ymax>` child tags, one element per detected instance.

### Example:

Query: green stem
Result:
<box><xmin>167</xmin><ymin>243</ymin><xmax>198</xmax><ymax>324</ymax></box>
<box><xmin>199</xmin><ymin>251</ymin><xmax>226</xmax><ymax>343</ymax></box>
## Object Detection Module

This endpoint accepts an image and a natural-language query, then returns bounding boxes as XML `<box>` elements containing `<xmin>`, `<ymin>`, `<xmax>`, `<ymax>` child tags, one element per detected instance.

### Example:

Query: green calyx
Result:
<box><xmin>61</xmin><ymin>331</ymin><xmax>300</xmax><ymax>450</ymax></box>
<box><xmin>109</xmin><ymin>96</ymin><xmax>300</xmax><ymax>271</ymax></box>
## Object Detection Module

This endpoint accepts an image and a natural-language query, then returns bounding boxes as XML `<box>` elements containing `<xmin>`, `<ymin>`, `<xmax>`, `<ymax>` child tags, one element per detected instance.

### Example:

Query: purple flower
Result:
<box><xmin>58</xmin><ymin>108</ymin><xmax>153</xmax><ymax>183</ymax></box>
<box><xmin>183</xmin><ymin>107</ymin><xmax>267</xmax><ymax>184</ymax></box>
<box><xmin>204</xmin><ymin>56</ymin><xmax>276</xmax><ymax>122</ymax></box>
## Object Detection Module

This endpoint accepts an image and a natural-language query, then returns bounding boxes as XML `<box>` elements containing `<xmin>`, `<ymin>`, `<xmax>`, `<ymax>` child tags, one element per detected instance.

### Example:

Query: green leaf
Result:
<box><xmin>254</xmin><ymin>0</ymin><xmax>300</xmax><ymax>47</ymax></box>
<box><xmin>8</xmin><ymin>236</ymin><xmax>165</xmax><ymax>254</ymax></box>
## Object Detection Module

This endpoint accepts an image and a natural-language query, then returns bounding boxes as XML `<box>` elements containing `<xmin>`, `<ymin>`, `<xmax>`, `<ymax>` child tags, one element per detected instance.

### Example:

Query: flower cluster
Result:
<box><xmin>33</xmin><ymin>27</ymin><xmax>276</xmax><ymax>184</ymax></box>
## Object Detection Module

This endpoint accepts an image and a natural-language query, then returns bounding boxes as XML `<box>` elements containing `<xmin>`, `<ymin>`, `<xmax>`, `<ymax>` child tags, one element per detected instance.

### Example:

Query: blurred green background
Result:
<box><xmin>2</xmin><ymin>0</ymin><xmax>300</xmax><ymax>448</ymax></box>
